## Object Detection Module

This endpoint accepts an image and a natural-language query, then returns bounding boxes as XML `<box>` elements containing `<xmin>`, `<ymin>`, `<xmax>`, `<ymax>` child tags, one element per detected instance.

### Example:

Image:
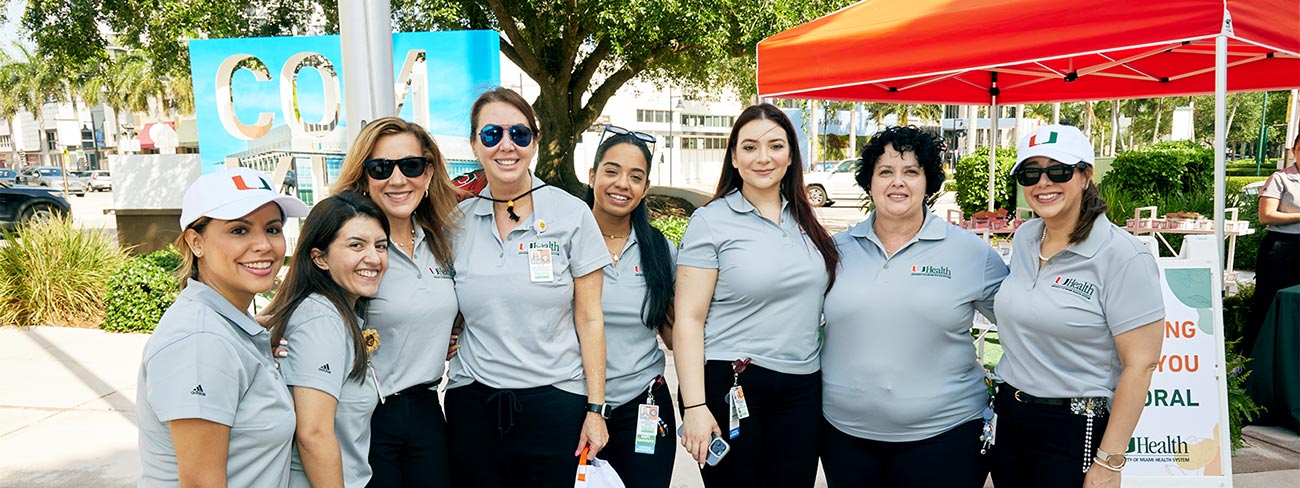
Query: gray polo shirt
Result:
<box><xmin>822</xmin><ymin>212</ymin><xmax>1009</xmax><ymax>441</ymax></box>
<box><xmin>677</xmin><ymin>189</ymin><xmax>828</xmax><ymax>374</ymax></box>
<box><xmin>367</xmin><ymin>223</ymin><xmax>458</xmax><ymax>396</ymax></box>
<box><xmin>604</xmin><ymin>230</ymin><xmax>676</xmax><ymax>408</ymax></box>
<box><xmin>1261</xmin><ymin>165</ymin><xmax>1300</xmax><ymax>234</ymax></box>
<box><xmin>281</xmin><ymin>294</ymin><xmax>379</xmax><ymax>488</ymax></box>
<box><xmin>137</xmin><ymin>279</ymin><xmax>295</xmax><ymax>488</ymax></box>
<box><xmin>994</xmin><ymin>216</ymin><xmax>1166</xmax><ymax>399</ymax></box>
<box><xmin>447</xmin><ymin>174</ymin><xmax>610</xmax><ymax>394</ymax></box>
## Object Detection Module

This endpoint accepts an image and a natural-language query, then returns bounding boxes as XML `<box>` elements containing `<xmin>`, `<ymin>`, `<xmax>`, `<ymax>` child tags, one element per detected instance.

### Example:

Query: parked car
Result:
<box><xmin>0</xmin><ymin>168</ymin><xmax>16</xmax><ymax>185</ymax></box>
<box><xmin>88</xmin><ymin>170</ymin><xmax>112</xmax><ymax>191</ymax></box>
<box><xmin>15</xmin><ymin>166</ymin><xmax>86</xmax><ymax>197</ymax></box>
<box><xmin>0</xmin><ymin>180</ymin><xmax>72</xmax><ymax>232</ymax></box>
<box><xmin>804</xmin><ymin>157</ymin><xmax>863</xmax><ymax>207</ymax></box>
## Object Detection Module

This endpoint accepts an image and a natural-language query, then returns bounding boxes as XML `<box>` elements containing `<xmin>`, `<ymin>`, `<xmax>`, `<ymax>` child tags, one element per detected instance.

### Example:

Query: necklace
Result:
<box><xmin>400</xmin><ymin>226</ymin><xmax>417</xmax><ymax>253</ymax></box>
<box><xmin>603</xmin><ymin>233</ymin><xmax>628</xmax><ymax>240</ymax></box>
<box><xmin>1038</xmin><ymin>225</ymin><xmax>1051</xmax><ymax>261</ymax></box>
<box><xmin>475</xmin><ymin>183</ymin><xmax>549</xmax><ymax>222</ymax></box>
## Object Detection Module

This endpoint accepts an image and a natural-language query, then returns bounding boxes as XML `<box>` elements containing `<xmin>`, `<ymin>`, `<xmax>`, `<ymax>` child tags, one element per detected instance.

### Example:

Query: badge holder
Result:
<box><xmin>634</xmin><ymin>376</ymin><xmax>668</xmax><ymax>454</ymax></box>
<box><xmin>980</xmin><ymin>375</ymin><xmax>997</xmax><ymax>454</ymax></box>
<box><xmin>727</xmin><ymin>358</ymin><xmax>751</xmax><ymax>440</ymax></box>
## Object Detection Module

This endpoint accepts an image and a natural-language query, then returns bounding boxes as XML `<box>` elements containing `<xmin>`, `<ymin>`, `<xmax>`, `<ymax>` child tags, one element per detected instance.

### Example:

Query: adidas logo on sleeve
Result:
<box><xmin>318</xmin><ymin>364</ymin><xmax>332</xmax><ymax>374</ymax></box>
<box><xmin>190</xmin><ymin>385</ymin><xmax>206</xmax><ymax>397</ymax></box>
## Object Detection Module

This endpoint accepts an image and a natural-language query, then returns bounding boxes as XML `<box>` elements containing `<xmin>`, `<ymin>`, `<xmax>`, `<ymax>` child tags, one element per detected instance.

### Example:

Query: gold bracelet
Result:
<box><xmin>1093</xmin><ymin>456</ymin><xmax>1123</xmax><ymax>472</ymax></box>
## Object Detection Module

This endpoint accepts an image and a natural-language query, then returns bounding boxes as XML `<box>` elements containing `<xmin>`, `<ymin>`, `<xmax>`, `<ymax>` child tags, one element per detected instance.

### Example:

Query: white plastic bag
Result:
<box><xmin>573</xmin><ymin>456</ymin><xmax>625</xmax><ymax>488</ymax></box>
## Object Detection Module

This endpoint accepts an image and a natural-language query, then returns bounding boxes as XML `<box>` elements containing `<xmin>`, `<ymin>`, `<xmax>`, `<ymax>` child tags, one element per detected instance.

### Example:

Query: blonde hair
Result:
<box><xmin>332</xmin><ymin>117</ymin><xmax>460</xmax><ymax>266</ymax></box>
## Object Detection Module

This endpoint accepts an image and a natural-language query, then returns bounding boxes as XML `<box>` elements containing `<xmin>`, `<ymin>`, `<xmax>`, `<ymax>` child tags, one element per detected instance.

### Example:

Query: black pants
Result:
<box><xmin>367</xmin><ymin>385</ymin><xmax>452</xmax><ymax>488</ymax></box>
<box><xmin>1245</xmin><ymin>231</ymin><xmax>1300</xmax><ymax>355</ymax></box>
<box><xmin>821</xmin><ymin>418</ymin><xmax>987</xmax><ymax>488</ymax></box>
<box><xmin>682</xmin><ymin>361</ymin><xmax>821</xmax><ymax>488</ymax></box>
<box><xmin>444</xmin><ymin>383</ymin><xmax>586</xmax><ymax>488</ymax></box>
<box><xmin>603</xmin><ymin>382</ymin><xmax>677</xmax><ymax>488</ymax></box>
<box><xmin>989</xmin><ymin>385</ymin><xmax>1111</xmax><ymax>488</ymax></box>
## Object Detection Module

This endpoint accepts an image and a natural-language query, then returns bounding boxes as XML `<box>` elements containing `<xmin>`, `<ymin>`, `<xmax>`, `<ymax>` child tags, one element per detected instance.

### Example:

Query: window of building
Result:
<box><xmin>0</xmin><ymin>135</ymin><xmax>11</xmax><ymax>148</ymax></box>
<box><xmin>46</xmin><ymin>130</ymin><xmax>58</xmax><ymax>151</ymax></box>
<box><xmin>637</xmin><ymin>109</ymin><xmax>672</xmax><ymax>124</ymax></box>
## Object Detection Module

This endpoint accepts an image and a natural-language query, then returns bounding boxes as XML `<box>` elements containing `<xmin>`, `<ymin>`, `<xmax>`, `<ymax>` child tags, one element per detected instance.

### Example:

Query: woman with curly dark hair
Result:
<box><xmin>819</xmin><ymin>126</ymin><xmax>1008</xmax><ymax>487</ymax></box>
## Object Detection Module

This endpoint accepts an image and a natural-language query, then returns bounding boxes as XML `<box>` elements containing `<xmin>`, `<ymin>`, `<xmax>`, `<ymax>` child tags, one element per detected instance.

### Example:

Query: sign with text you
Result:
<box><xmin>189</xmin><ymin>31</ymin><xmax>500</xmax><ymax>174</ymax></box>
<box><xmin>1125</xmin><ymin>254</ymin><xmax>1233</xmax><ymax>487</ymax></box>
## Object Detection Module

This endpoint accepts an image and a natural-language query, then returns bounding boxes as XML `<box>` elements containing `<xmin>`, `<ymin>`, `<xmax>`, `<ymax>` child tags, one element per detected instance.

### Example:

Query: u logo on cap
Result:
<box><xmin>1028</xmin><ymin>132</ymin><xmax>1058</xmax><ymax>147</ymax></box>
<box><xmin>232</xmin><ymin>175</ymin><xmax>272</xmax><ymax>191</ymax></box>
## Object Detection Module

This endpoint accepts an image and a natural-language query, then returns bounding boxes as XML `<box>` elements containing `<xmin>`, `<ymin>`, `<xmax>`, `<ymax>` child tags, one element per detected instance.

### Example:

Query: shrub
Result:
<box><xmin>102</xmin><ymin>256</ymin><xmax>180</xmax><ymax>333</ymax></box>
<box><xmin>955</xmin><ymin>146</ymin><xmax>1017</xmax><ymax>217</ymax></box>
<box><xmin>1226</xmin><ymin>348</ymin><xmax>1264</xmax><ymax>452</ymax></box>
<box><xmin>1106</xmin><ymin>145</ymin><xmax>1214</xmax><ymax>195</ymax></box>
<box><xmin>0</xmin><ymin>216</ymin><xmax>127</xmax><ymax>326</ymax></box>
<box><xmin>143</xmin><ymin>245</ymin><xmax>182</xmax><ymax>272</ymax></box>
<box><xmin>651</xmin><ymin>217</ymin><xmax>688</xmax><ymax>247</ymax></box>
<box><xmin>1226</xmin><ymin>176</ymin><xmax>1268</xmax><ymax>195</ymax></box>
<box><xmin>1222</xmin><ymin>283</ymin><xmax>1253</xmax><ymax>348</ymax></box>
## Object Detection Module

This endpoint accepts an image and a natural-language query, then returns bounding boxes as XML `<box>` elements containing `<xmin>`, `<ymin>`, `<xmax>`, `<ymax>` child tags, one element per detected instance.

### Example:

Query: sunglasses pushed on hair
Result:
<box><xmin>364</xmin><ymin>157</ymin><xmax>431</xmax><ymax>180</ymax></box>
<box><xmin>598</xmin><ymin>125</ymin><xmax>657</xmax><ymax>148</ymax></box>
<box><xmin>1012</xmin><ymin>162</ymin><xmax>1088</xmax><ymax>186</ymax></box>
<box><xmin>478</xmin><ymin>124</ymin><xmax>536</xmax><ymax>148</ymax></box>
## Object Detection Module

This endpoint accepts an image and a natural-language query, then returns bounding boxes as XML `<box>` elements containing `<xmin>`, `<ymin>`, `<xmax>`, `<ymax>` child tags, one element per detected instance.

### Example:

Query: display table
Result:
<box><xmin>1247</xmin><ymin>284</ymin><xmax>1300</xmax><ymax>432</ymax></box>
<box><xmin>1124</xmin><ymin>206</ymin><xmax>1254</xmax><ymax>288</ymax></box>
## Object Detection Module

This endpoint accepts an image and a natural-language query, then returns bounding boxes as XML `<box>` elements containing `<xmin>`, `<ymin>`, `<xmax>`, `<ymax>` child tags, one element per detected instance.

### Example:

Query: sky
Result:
<box><xmin>0</xmin><ymin>1</ymin><xmax>28</xmax><ymax>57</ymax></box>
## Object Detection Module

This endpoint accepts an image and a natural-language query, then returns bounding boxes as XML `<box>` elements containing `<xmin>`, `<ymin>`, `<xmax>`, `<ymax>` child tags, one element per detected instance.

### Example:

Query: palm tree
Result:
<box><xmin>0</xmin><ymin>51</ymin><xmax>25</xmax><ymax>166</ymax></box>
<box><xmin>6</xmin><ymin>43</ymin><xmax>65</xmax><ymax>165</ymax></box>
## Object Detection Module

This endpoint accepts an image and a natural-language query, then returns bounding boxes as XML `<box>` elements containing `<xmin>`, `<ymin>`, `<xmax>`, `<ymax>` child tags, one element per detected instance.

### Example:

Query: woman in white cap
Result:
<box><xmin>136</xmin><ymin>167</ymin><xmax>309</xmax><ymax>487</ymax></box>
<box><xmin>263</xmin><ymin>192</ymin><xmax>391</xmax><ymax>488</ymax></box>
<box><xmin>990</xmin><ymin>124</ymin><xmax>1165</xmax><ymax>488</ymax></box>
<box><xmin>674</xmin><ymin>103</ymin><xmax>839</xmax><ymax>487</ymax></box>
<box><xmin>444</xmin><ymin>87</ymin><xmax>609</xmax><ymax>487</ymax></box>
<box><xmin>329</xmin><ymin>117</ymin><xmax>461</xmax><ymax>487</ymax></box>
<box><xmin>819</xmin><ymin>126</ymin><xmax>1008</xmax><ymax>488</ymax></box>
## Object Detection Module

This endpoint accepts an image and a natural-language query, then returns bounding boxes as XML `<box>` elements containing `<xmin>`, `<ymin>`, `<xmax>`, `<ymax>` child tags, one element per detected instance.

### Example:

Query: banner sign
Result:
<box><xmin>1127</xmin><ymin>235</ymin><xmax>1233</xmax><ymax>487</ymax></box>
<box><xmin>189</xmin><ymin>31</ymin><xmax>500</xmax><ymax>174</ymax></box>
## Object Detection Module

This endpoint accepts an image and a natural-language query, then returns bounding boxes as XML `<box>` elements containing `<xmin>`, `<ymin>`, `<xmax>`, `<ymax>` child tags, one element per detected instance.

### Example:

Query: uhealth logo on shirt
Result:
<box><xmin>910</xmin><ymin>264</ymin><xmax>952</xmax><ymax>279</ymax></box>
<box><xmin>1052</xmin><ymin>276</ymin><xmax>1097</xmax><ymax>300</ymax></box>
<box><xmin>518</xmin><ymin>240</ymin><xmax>561</xmax><ymax>255</ymax></box>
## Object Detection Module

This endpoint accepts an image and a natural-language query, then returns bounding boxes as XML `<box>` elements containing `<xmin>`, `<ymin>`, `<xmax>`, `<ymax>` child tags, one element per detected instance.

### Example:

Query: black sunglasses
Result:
<box><xmin>478</xmin><ymin>124</ymin><xmax>535</xmax><ymax>148</ymax></box>
<box><xmin>1012</xmin><ymin>162</ymin><xmax>1088</xmax><ymax>186</ymax></box>
<box><xmin>364</xmin><ymin>157</ymin><xmax>431</xmax><ymax>180</ymax></box>
<box><xmin>598</xmin><ymin>124</ymin><xmax>657</xmax><ymax>148</ymax></box>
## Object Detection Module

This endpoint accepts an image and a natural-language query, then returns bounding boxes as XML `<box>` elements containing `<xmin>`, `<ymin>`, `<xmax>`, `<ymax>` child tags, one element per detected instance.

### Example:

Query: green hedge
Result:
<box><xmin>651</xmin><ymin>217</ymin><xmax>688</xmax><ymax>247</ymax></box>
<box><xmin>102</xmin><ymin>247</ymin><xmax>181</xmax><ymax>333</ymax></box>
<box><xmin>1105</xmin><ymin>144</ymin><xmax>1213</xmax><ymax>195</ymax></box>
<box><xmin>955</xmin><ymin>146</ymin><xmax>1017</xmax><ymax>217</ymax></box>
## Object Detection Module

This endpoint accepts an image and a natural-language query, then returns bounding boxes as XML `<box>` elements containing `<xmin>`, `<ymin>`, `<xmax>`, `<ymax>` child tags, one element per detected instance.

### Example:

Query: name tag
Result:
<box><xmin>635</xmin><ymin>405</ymin><xmax>659</xmax><ymax>454</ymax></box>
<box><xmin>529</xmin><ymin>248</ymin><xmax>554</xmax><ymax>283</ymax></box>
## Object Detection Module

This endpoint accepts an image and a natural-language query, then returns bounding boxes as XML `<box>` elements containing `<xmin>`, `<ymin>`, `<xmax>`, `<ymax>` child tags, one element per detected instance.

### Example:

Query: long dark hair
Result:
<box><xmin>1070</xmin><ymin>170</ymin><xmax>1108</xmax><ymax>243</ymax></box>
<box><xmin>266</xmin><ymin>192</ymin><xmax>391</xmax><ymax>382</ymax></box>
<box><xmin>584</xmin><ymin>134</ymin><xmax>673</xmax><ymax>330</ymax></box>
<box><xmin>712</xmin><ymin>103</ymin><xmax>839</xmax><ymax>287</ymax></box>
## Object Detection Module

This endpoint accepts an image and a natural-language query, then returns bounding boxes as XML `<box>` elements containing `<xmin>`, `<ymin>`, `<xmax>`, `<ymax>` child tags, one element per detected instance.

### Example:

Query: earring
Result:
<box><xmin>424</xmin><ymin>189</ymin><xmax>430</xmax><ymax>198</ymax></box>
<box><xmin>194</xmin><ymin>250</ymin><xmax>203</xmax><ymax>257</ymax></box>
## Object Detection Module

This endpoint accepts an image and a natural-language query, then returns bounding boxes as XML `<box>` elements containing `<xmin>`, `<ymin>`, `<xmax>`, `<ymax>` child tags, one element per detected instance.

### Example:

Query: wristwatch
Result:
<box><xmin>586</xmin><ymin>403</ymin><xmax>612</xmax><ymax>419</ymax></box>
<box><xmin>1094</xmin><ymin>448</ymin><xmax>1127</xmax><ymax>470</ymax></box>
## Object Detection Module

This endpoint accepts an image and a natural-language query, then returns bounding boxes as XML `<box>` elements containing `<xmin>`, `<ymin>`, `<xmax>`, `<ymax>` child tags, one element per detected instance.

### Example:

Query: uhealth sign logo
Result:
<box><xmin>188</xmin><ymin>31</ymin><xmax>500</xmax><ymax>174</ymax></box>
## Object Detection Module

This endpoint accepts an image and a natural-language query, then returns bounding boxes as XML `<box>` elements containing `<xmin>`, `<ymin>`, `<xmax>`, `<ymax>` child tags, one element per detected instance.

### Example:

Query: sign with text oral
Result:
<box><xmin>1125</xmin><ymin>258</ymin><xmax>1233</xmax><ymax>487</ymax></box>
<box><xmin>189</xmin><ymin>31</ymin><xmax>500</xmax><ymax>174</ymax></box>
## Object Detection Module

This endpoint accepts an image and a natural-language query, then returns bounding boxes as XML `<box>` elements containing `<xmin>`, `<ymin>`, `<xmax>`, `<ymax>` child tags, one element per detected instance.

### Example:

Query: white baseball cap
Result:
<box><xmin>1013</xmin><ymin>124</ymin><xmax>1095</xmax><ymax>173</ymax></box>
<box><xmin>179</xmin><ymin>167</ymin><xmax>310</xmax><ymax>229</ymax></box>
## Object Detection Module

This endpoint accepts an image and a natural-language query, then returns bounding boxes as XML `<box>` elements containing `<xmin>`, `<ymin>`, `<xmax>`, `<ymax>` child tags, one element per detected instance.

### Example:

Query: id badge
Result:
<box><xmin>528</xmin><ymin>248</ymin><xmax>554</xmax><ymax>283</ymax></box>
<box><xmin>634</xmin><ymin>405</ymin><xmax>659</xmax><ymax>454</ymax></box>
<box><xmin>728</xmin><ymin>394</ymin><xmax>741</xmax><ymax>439</ymax></box>
<box><xmin>730</xmin><ymin>386</ymin><xmax>750</xmax><ymax>419</ymax></box>
<box><xmin>988</xmin><ymin>412</ymin><xmax>998</xmax><ymax>445</ymax></box>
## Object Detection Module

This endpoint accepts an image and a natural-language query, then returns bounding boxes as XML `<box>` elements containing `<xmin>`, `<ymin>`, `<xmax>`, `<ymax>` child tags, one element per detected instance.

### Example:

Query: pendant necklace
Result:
<box><xmin>604</xmin><ymin>232</ymin><xmax>628</xmax><ymax>265</ymax></box>
<box><xmin>476</xmin><ymin>183</ymin><xmax>549</xmax><ymax>222</ymax></box>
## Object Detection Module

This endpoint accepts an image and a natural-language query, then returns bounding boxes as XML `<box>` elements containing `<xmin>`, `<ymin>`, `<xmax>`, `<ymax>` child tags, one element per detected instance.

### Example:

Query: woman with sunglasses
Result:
<box><xmin>137</xmin><ymin>167</ymin><xmax>309</xmax><ymax>487</ymax></box>
<box><xmin>990</xmin><ymin>125</ymin><xmax>1164</xmax><ymax>488</ymax></box>
<box><xmin>584</xmin><ymin>126</ymin><xmax>677</xmax><ymax>487</ymax></box>
<box><xmin>445</xmin><ymin>87</ymin><xmax>609</xmax><ymax>487</ymax></box>
<box><xmin>264</xmin><ymin>192</ymin><xmax>389</xmax><ymax>488</ymax></box>
<box><xmin>819</xmin><ymin>126</ymin><xmax>1008</xmax><ymax>488</ymax></box>
<box><xmin>330</xmin><ymin>117</ymin><xmax>461</xmax><ymax>487</ymax></box>
<box><xmin>674</xmin><ymin>104</ymin><xmax>839</xmax><ymax>488</ymax></box>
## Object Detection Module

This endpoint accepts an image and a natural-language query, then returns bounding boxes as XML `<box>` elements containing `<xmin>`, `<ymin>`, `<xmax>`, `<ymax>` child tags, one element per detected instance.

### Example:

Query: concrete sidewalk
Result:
<box><xmin>1</xmin><ymin>325</ymin><xmax>1297</xmax><ymax>487</ymax></box>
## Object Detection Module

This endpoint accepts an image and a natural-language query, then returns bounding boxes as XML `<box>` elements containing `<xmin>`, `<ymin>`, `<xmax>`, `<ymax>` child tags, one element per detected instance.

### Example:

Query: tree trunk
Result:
<box><xmin>6</xmin><ymin>118</ymin><xmax>18</xmax><ymax>166</ymax></box>
<box><xmin>849</xmin><ymin>102</ymin><xmax>859</xmax><ymax>157</ymax></box>
<box><xmin>533</xmin><ymin>100</ymin><xmax>585</xmax><ymax>195</ymax></box>
<box><xmin>1109</xmin><ymin>100</ymin><xmax>1120</xmax><ymax>156</ymax></box>
<box><xmin>1053</xmin><ymin>102</ymin><xmax>1061</xmax><ymax>124</ymax></box>
<box><xmin>1153</xmin><ymin>98</ymin><xmax>1164</xmax><ymax>144</ymax></box>
<box><xmin>965</xmin><ymin>105</ymin><xmax>977</xmax><ymax>158</ymax></box>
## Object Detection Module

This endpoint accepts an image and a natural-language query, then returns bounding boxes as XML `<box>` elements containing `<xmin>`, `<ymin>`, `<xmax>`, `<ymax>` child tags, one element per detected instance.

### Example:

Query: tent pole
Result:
<box><xmin>988</xmin><ymin>73</ymin><xmax>999</xmax><ymax>212</ymax></box>
<box><xmin>1214</xmin><ymin>35</ymin><xmax>1227</xmax><ymax>278</ymax></box>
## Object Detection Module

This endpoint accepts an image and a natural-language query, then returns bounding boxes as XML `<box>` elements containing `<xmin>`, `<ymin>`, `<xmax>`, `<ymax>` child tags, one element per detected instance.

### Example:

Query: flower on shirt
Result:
<box><xmin>362</xmin><ymin>329</ymin><xmax>380</xmax><ymax>354</ymax></box>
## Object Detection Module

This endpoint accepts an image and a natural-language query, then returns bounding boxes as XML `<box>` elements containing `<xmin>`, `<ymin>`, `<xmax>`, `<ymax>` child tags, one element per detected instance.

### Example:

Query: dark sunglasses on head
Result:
<box><xmin>478</xmin><ymin>124</ymin><xmax>535</xmax><ymax>148</ymax></box>
<box><xmin>1012</xmin><ymin>162</ymin><xmax>1088</xmax><ymax>186</ymax></box>
<box><xmin>598</xmin><ymin>124</ymin><xmax>657</xmax><ymax>148</ymax></box>
<box><xmin>364</xmin><ymin>156</ymin><xmax>431</xmax><ymax>180</ymax></box>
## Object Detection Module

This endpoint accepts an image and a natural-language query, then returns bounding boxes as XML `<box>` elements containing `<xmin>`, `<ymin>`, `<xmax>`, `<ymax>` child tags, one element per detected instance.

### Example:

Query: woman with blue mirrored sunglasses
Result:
<box><xmin>477</xmin><ymin>123</ymin><xmax>536</xmax><ymax>148</ymax></box>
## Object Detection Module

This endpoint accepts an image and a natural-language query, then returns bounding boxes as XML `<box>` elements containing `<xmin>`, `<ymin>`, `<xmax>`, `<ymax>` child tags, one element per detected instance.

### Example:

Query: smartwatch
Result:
<box><xmin>586</xmin><ymin>403</ymin><xmax>612</xmax><ymax>419</ymax></box>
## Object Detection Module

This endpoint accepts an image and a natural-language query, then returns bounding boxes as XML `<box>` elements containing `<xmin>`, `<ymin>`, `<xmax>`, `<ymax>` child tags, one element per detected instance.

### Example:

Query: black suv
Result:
<box><xmin>0</xmin><ymin>180</ymin><xmax>72</xmax><ymax>232</ymax></box>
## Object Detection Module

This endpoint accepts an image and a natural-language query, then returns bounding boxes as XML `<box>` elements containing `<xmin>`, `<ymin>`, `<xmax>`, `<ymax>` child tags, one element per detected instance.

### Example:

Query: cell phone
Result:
<box><xmin>705</xmin><ymin>433</ymin><xmax>730</xmax><ymax>466</ymax></box>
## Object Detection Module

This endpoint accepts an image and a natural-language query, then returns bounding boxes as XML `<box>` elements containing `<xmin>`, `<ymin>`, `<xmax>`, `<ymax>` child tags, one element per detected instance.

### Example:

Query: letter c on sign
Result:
<box><xmin>215</xmin><ymin>54</ymin><xmax>274</xmax><ymax>140</ymax></box>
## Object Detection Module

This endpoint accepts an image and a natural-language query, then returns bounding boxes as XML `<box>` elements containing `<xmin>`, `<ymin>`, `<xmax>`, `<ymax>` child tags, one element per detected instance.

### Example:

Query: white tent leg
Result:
<box><xmin>988</xmin><ymin>99</ymin><xmax>999</xmax><ymax>212</ymax></box>
<box><xmin>1214</xmin><ymin>35</ymin><xmax>1226</xmax><ymax>278</ymax></box>
<box><xmin>339</xmin><ymin>0</ymin><xmax>395</xmax><ymax>144</ymax></box>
